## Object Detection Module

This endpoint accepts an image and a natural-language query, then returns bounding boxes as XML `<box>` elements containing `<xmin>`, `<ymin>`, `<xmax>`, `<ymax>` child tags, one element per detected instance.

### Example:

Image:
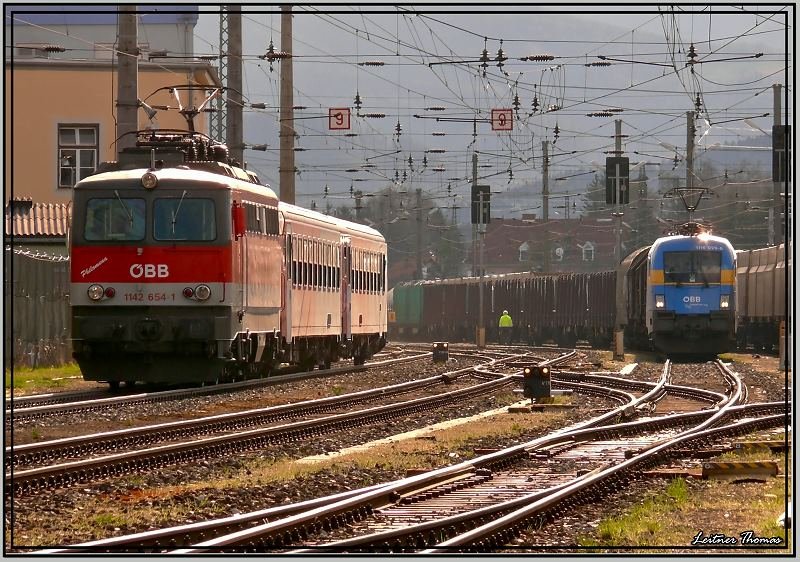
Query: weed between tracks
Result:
<box><xmin>4</xmin><ymin>363</ymin><xmax>84</xmax><ymax>394</ymax></box>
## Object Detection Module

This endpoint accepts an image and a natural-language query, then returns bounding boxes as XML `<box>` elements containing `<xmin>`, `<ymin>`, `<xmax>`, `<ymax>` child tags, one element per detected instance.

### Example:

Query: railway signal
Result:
<box><xmin>772</xmin><ymin>124</ymin><xmax>791</xmax><ymax>182</ymax></box>
<box><xmin>432</xmin><ymin>342</ymin><xmax>449</xmax><ymax>363</ymax></box>
<box><xmin>605</xmin><ymin>156</ymin><xmax>630</xmax><ymax>205</ymax></box>
<box><xmin>523</xmin><ymin>365</ymin><xmax>551</xmax><ymax>399</ymax></box>
<box><xmin>471</xmin><ymin>184</ymin><xmax>491</xmax><ymax>225</ymax></box>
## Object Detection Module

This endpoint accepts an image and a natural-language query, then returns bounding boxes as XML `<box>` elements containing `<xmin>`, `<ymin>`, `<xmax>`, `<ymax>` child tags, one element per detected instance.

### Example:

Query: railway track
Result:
<box><xmin>8</xmin><ymin>350</ymin><xmax>569</xmax><ymax>495</ymax></box>
<box><xmin>6</xmin><ymin>347</ymin><xmax>429</xmax><ymax>422</ymax></box>
<box><xmin>31</xmin><ymin>358</ymin><xmax>787</xmax><ymax>554</ymax></box>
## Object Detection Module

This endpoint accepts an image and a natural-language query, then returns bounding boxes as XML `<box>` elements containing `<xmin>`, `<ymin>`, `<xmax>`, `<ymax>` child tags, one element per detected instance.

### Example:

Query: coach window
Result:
<box><xmin>261</xmin><ymin>207</ymin><xmax>269</xmax><ymax>234</ymax></box>
<box><xmin>366</xmin><ymin>253</ymin><xmax>371</xmax><ymax>293</ymax></box>
<box><xmin>84</xmin><ymin>197</ymin><xmax>145</xmax><ymax>241</ymax></box>
<box><xmin>313</xmin><ymin>241</ymin><xmax>319</xmax><ymax>289</ymax></box>
<box><xmin>264</xmin><ymin>207</ymin><xmax>277</xmax><ymax>235</ymax></box>
<box><xmin>323</xmin><ymin>244</ymin><xmax>329</xmax><ymax>289</ymax></box>
<box><xmin>58</xmin><ymin>125</ymin><xmax>98</xmax><ymax>188</ymax></box>
<box><xmin>304</xmin><ymin>240</ymin><xmax>310</xmax><ymax>287</ymax></box>
<box><xmin>580</xmin><ymin>242</ymin><xmax>595</xmax><ymax>262</ymax></box>
<box><xmin>380</xmin><ymin>254</ymin><xmax>386</xmax><ymax>293</ymax></box>
<box><xmin>315</xmin><ymin>242</ymin><xmax>321</xmax><ymax>289</ymax></box>
<box><xmin>335</xmin><ymin>249</ymin><xmax>341</xmax><ymax>288</ymax></box>
<box><xmin>308</xmin><ymin>241</ymin><xmax>314</xmax><ymax>288</ymax></box>
<box><xmin>297</xmin><ymin>240</ymin><xmax>303</xmax><ymax>286</ymax></box>
<box><xmin>369</xmin><ymin>254</ymin><xmax>374</xmax><ymax>293</ymax></box>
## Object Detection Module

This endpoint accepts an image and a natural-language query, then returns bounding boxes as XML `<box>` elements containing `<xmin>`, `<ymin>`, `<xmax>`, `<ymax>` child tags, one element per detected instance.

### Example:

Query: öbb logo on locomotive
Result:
<box><xmin>129</xmin><ymin>263</ymin><xmax>170</xmax><ymax>279</ymax></box>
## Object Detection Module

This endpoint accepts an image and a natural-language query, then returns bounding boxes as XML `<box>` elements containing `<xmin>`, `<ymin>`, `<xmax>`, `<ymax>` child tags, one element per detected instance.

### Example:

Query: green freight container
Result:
<box><xmin>393</xmin><ymin>282</ymin><xmax>423</xmax><ymax>327</ymax></box>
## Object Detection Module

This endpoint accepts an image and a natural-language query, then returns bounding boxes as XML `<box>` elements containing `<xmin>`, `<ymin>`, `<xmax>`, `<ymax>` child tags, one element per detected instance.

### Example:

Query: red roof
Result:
<box><xmin>5</xmin><ymin>200</ymin><xmax>71</xmax><ymax>238</ymax></box>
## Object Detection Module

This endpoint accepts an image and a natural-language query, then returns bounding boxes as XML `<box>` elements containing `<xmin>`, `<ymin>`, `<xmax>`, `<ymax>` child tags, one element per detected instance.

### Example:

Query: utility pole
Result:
<box><xmin>226</xmin><ymin>7</ymin><xmax>243</xmax><ymax>165</ymax></box>
<box><xmin>211</xmin><ymin>9</ymin><xmax>229</xmax><ymax>142</ymax></box>
<box><xmin>279</xmin><ymin>5</ymin><xmax>296</xmax><ymax>205</ymax></box>
<box><xmin>612</xmin><ymin>120</ymin><xmax>624</xmax><ymax>358</ymax></box>
<box><xmin>542</xmin><ymin>140</ymin><xmax>550</xmax><ymax>273</ymax></box>
<box><xmin>477</xmin><ymin>188</ymin><xmax>486</xmax><ymax>348</ymax></box>
<box><xmin>770</xmin><ymin>83</ymin><xmax>782</xmax><ymax>246</ymax></box>
<box><xmin>415</xmin><ymin>188</ymin><xmax>423</xmax><ymax>279</ymax></box>
<box><xmin>613</xmin><ymin>119</ymin><xmax>624</xmax><ymax>264</ymax></box>
<box><xmin>686</xmin><ymin>111</ymin><xmax>694</xmax><ymax>190</ymax></box>
<box><xmin>116</xmin><ymin>6</ymin><xmax>138</xmax><ymax>156</ymax></box>
<box><xmin>471</xmin><ymin>152</ymin><xmax>478</xmax><ymax>276</ymax></box>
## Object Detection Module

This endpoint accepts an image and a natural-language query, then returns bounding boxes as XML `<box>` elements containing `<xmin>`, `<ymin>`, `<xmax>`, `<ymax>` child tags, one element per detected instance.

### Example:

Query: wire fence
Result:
<box><xmin>4</xmin><ymin>247</ymin><xmax>72</xmax><ymax>369</ymax></box>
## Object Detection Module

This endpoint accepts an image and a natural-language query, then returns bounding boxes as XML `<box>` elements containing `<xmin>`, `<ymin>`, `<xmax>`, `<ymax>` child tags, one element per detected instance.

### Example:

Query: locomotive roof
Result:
<box><xmin>650</xmin><ymin>233</ymin><xmax>735</xmax><ymax>254</ymax></box>
<box><xmin>75</xmin><ymin>167</ymin><xmax>279</xmax><ymax>203</ymax></box>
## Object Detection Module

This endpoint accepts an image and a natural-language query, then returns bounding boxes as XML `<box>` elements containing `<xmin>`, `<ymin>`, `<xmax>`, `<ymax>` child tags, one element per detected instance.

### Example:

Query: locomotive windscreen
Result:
<box><xmin>84</xmin><ymin>197</ymin><xmax>146</xmax><ymax>241</ymax></box>
<box><xmin>154</xmin><ymin>197</ymin><xmax>217</xmax><ymax>241</ymax></box>
<box><xmin>663</xmin><ymin>251</ymin><xmax>721</xmax><ymax>284</ymax></box>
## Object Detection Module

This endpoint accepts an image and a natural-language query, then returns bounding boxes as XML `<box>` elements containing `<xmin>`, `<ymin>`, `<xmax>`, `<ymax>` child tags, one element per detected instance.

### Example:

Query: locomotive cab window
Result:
<box><xmin>154</xmin><ymin>197</ymin><xmax>216</xmax><ymax>241</ymax></box>
<box><xmin>664</xmin><ymin>251</ymin><xmax>721</xmax><ymax>284</ymax></box>
<box><xmin>84</xmin><ymin>197</ymin><xmax>145</xmax><ymax>241</ymax></box>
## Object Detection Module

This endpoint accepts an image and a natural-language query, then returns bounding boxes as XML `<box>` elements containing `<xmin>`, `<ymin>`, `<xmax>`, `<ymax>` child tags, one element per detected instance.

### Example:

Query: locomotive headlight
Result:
<box><xmin>523</xmin><ymin>367</ymin><xmax>533</xmax><ymax>377</ymax></box>
<box><xmin>87</xmin><ymin>284</ymin><xmax>104</xmax><ymax>301</ymax></box>
<box><xmin>194</xmin><ymin>284</ymin><xmax>212</xmax><ymax>301</ymax></box>
<box><xmin>141</xmin><ymin>172</ymin><xmax>158</xmax><ymax>189</ymax></box>
<box><xmin>720</xmin><ymin>294</ymin><xmax>730</xmax><ymax>309</ymax></box>
<box><xmin>655</xmin><ymin>294</ymin><xmax>665</xmax><ymax>308</ymax></box>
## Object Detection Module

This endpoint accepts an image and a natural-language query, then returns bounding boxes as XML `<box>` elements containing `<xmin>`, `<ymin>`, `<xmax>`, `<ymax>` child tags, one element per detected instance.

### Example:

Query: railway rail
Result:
<box><xmin>32</xmin><ymin>358</ymin><xmax>786</xmax><ymax>554</ymax></box>
<box><xmin>9</xmin><ymin>350</ymin><xmax>573</xmax><ymax>495</ymax></box>
<box><xmin>6</xmin><ymin>347</ymin><xmax>428</xmax><ymax>422</ymax></box>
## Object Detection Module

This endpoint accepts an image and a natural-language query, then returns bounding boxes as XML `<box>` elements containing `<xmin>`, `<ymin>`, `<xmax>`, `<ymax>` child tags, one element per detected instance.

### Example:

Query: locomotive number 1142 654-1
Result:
<box><xmin>124</xmin><ymin>292</ymin><xmax>176</xmax><ymax>302</ymax></box>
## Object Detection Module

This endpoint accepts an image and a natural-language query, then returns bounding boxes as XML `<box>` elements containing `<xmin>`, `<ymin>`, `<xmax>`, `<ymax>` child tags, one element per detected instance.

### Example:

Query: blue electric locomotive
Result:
<box><xmin>620</xmin><ymin>222</ymin><xmax>737</xmax><ymax>356</ymax></box>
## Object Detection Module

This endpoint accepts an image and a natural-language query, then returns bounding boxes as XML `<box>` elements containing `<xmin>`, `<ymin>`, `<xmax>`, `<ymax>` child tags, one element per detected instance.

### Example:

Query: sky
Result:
<box><xmin>189</xmin><ymin>4</ymin><xmax>792</xmax><ymax>218</ymax></box>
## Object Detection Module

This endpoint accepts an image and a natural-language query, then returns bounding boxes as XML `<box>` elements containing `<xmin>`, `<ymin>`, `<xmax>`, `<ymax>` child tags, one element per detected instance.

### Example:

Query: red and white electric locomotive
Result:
<box><xmin>70</xmin><ymin>130</ymin><xmax>387</xmax><ymax>387</ymax></box>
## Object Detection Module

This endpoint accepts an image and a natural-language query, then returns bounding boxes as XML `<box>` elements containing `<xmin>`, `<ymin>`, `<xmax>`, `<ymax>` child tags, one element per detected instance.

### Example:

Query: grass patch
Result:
<box><xmin>579</xmin><ymin>478</ymin><xmax>690</xmax><ymax>548</ymax></box>
<box><xmin>90</xmin><ymin>513</ymin><xmax>128</xmax><ymax>529</ymax></box>
<box><xmin>5</xmin><ymin>363</ymin><xmax>83</xmax><ymax>394</ymax></box>
<box><xmin>578</xmin><ymin>449</ymin><xmax>791</xmax><ymax>552</ymax></box>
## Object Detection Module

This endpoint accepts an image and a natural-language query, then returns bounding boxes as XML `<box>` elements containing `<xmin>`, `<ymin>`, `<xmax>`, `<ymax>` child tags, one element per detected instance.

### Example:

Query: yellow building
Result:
<box><xmin>5</xmin><ymin>58</ymin><xmax>220</xmax><ymax>204</ymax></box>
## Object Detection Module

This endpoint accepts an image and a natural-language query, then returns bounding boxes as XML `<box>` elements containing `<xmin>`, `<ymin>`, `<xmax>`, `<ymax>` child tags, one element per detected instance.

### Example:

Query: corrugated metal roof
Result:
<box><xmin>5</xmin><ymin>200</ymin><xmax>71</xmax><ymax>238</ymax></box>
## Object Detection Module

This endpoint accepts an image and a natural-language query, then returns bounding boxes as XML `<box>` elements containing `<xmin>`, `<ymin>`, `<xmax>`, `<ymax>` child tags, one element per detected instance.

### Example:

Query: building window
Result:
<box><xmin>580</xmin><ymin>242</ymin><xmax>595</xmax><ymax>262</ymax></box>
<box><xmin>518</xmin><ymin>242</ymin><xmax>529</xmax><ymax>262</ymax></box>
<box><xmin>59</xmin><ymin>125</ymin><xmax>98</xmax><ymax>188</ymax></box>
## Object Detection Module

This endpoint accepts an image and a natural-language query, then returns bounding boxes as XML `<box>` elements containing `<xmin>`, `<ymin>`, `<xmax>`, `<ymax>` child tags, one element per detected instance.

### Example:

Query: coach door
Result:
<box><xmin>232</xmin><ymin>199</ymin><xmax>247</xmax><ymax>321</ymax></box>
<box><xmin>282</xmin><ymin>230</ymin><xmax>293</xmax><ymax>340</ymax></box>
<box><xmin>340</xmin><ymin>236</ymin><xmax>352</xmax><ymax>346</ymax></box>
